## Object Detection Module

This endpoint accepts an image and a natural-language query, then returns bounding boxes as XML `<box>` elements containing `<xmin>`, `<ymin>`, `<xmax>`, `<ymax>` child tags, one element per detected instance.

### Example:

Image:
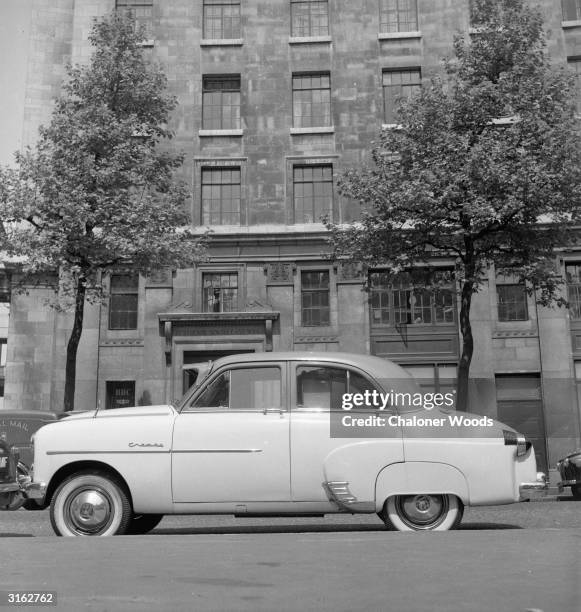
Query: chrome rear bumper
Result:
<box><xmin>22</xmin><ymin>481</ymin><xmax>47</xmax><ymax>501</ymax></box>
<box><xmin>519</xmin><ymin>472</ymin><xmax>548</xmax><ymax>501</ymax></box>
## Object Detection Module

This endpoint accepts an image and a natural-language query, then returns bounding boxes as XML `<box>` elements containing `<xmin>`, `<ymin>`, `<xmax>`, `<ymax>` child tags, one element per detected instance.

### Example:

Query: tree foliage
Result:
<box><xmin>0</xmin><ymin>11</ymin><xmax>206</xmax><ymax>410</ymax></box>
<box><xmin>328</xmin><ymin>0</ymin><xmax>581</xmax><ymax>409</ymax></box>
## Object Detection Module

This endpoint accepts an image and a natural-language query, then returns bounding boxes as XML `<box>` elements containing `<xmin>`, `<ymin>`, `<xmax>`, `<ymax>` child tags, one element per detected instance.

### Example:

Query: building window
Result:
<box><xmin>291</xmin><ymin>0</ymin><xmax>329</xmax><ymax>37</ymax></box>
<box><xmin>106</xmin><ymin>381</ymin><xmax>136</xmax><ymax>410</ymax></box>
<box><xmin>379</xmin><ymin>0</ymin><xmax>418</xmax><ymax>33</ymax></box>
<box><xmin>202</xmin><ymin>272</ymin><xmax>239</xmax><ymax>312</ymax></box>
<box><xmin>369</xmin><ymin>271</ymin><xmax>455</xmax><ymax>326</ymax></box>
<box><xmin>202</xmin><ymin>76</ymin><xmax>241</xmax><ymax>130</ymax></box>
<box><xmin>568</xmin><ymin>58</ymin><xmax>581</xmax><ymax>110</ymax></box>
<box><xmin>292</xmin><ymin>73</ymin><xmax>332</xmax><ymax>128</ymax></box>
<box><xmin>566</xmin><ymin>263</ymin><xmax>581</xmax><ymax>319</ymax></box>
<box><xmin>116</xmin><ymin>0</ymin><xmax>153</xmax><ymax>39</ymax></box>
<box><xmin>563</xmin><ymin>0</ymin><xmax>581</xmax><ymax>21</ymax></box>
<box><xmin>109</xmin><ymin>274</ymin><xmax>138</xmax><ymax>330</ymax></box>
<box><xmin>293</xmin><ymin>165</ymin><xmax>333</xmax><ymax>223</ymax></box>
<box><xmin>201</xmin><ymin>167</ymin><xmax>241</xmax><ymax>225</ymax></box>
<box><xmin>382</xmin><ymin>68</ymin><xmax>421</xmax><ymax>124</ymax></box>
<box><xmin>497</xmin><ymin>282</ymin><xmax>528</xmax><ymax>322</ymax></box>
<box><xmin>301</xmin><ymin>271</ymin><xmax>330</xmax><ymax>326</ymax></box>
<box><xmin>203</xmin><ymin>0</ymin><xmax>241</xmax><ymax>39</ymax></box>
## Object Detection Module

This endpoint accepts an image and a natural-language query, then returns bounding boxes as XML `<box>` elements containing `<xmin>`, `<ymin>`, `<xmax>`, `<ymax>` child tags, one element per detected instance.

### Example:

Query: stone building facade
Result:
<box><xmin>3</xmin><ymin>0</ymin><xmax>581</xmax><ymax>474</ymax></box>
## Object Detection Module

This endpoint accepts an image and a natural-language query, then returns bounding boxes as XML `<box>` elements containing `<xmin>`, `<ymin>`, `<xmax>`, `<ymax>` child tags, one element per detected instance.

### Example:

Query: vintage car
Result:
<box><xmin>556</xmin><ymin>449</ymin><xmax>581</xmax><ymax>499</ymax></box>
<box><xmin>21</xmin><ymin>352</ymin><xmax>547</xmax><ymax>536</ymax></box>
<box><xmin>0</xmin><ymin>410</ymin><xmax>60</xmax><ymax>510</ymax></box>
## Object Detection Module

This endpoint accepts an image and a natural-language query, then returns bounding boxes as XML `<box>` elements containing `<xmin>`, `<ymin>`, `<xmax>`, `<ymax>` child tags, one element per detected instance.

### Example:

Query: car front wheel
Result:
<box><xmin>50</xmin><ymin>471</ymin><xmax>132</xmax><ymax>537</ymax></box>
<box><xmin>379</xmin><ymin>494</ymin><xmax>463</xmax><ymax>531</ymax></box>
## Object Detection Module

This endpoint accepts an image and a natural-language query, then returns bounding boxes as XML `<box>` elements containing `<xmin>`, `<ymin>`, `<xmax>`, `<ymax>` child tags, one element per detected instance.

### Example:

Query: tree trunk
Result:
<box><xmin>456</xmin><ymin>277</ymin><xmax>474</xmax><ymax>412</ymax></box>
<box><xmin>63</xmin><ymin>276</ymin><xmax>86</xmax><ymax>412</ymax></box>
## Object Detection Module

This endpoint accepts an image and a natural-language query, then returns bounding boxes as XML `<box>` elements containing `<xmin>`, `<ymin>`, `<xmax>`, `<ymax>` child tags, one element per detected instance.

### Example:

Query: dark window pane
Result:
<box><xmin>202</xmin><ymin>272</ymin><xmax>238</xmax><ymax>312</ymax></box>
<box><xmin>106</xmin><ymin>380</ymin><xmax>135</xmax><ymax>410</ymax></box>
<box><xmin>497</xmin><ymin>284</ymin><xmax>528</xmax><ymax>321</ymax></box>
<box><xmin>201</xmin><ymin>167</ymin><xmax>241</xmax><ymax>225</ymax></box>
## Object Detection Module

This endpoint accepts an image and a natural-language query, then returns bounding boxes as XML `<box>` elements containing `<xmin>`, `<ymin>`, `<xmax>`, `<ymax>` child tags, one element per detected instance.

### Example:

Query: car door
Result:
<box><xmin>171</xmin><ymin>362</ymin><xmax>290</xmax><ymax>503</ymax></box>
<box><xmin>290</xmin><ymin>361</ymin><xmax>404</xmax><ymax>502</ymax></box>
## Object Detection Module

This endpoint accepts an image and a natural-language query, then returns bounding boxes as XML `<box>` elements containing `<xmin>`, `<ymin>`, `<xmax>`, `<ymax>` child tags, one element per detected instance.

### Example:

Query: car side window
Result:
<box><xmin>189</xmin><ymin>367</ymin><xmax>282</xmax><ymax>411</ymax></box>
<box><xmin>191</xmin><ymin>372</ymin><xmax>230</xmax><ymax>409</ymax></box>
<box><xmin>296</xmin><ymin>367</ymin><xmax>347</xmax><ymax>410</ymax></box>
<box><xmin>295</xmin><ymin>366</ymin><xmax>382</xmax><ymax>411</ymax></box>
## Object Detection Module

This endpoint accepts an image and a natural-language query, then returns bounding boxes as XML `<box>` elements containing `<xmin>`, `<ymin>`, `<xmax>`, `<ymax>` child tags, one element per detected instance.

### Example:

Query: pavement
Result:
<box><xmin>1</xmin><ymin>498</ymin><xmax>580</xmax><ymax>611</ymax></box>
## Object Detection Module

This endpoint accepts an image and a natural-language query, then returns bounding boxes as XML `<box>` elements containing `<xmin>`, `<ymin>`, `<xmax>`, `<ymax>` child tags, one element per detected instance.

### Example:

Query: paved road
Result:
<box><xmin>1</xmin><ymin>500</ymin><xmax>580</xmax><ymax>612</ymax></box>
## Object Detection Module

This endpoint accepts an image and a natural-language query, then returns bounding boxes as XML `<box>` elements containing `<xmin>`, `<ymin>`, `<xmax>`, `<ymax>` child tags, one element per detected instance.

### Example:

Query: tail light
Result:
<box><xmin>503</xmin><ymin>430</ymin><xmax>532</xmax><ymax>457</ymax></box>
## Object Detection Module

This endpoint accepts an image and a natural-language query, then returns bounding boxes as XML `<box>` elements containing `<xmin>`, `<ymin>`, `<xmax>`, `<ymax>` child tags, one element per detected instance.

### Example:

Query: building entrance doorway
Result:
<box><xmin>182</xmin><ymin>349</ymin><xmax>254</xmax><ymax>394</ymax></box>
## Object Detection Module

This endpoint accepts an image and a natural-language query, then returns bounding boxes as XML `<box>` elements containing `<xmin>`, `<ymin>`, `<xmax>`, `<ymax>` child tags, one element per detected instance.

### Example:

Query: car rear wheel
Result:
<box><xmin>50</xmin><ymin>470</ymin><xmax>132</xmax><ymax>537</ymax></box>
<box><xmin>126</xmin><ymin>513</ymin><xmax>164</xmax><ymax>535</ymax></box>
<box><xmin>572</xmin><ymin>484</ymin><xmax>581</xmax><ymax>500</ymax></box>
<box><xmin>379</xmin><ymin>494</ymin><xmax>463</xmax><ymax>531</ymax></box>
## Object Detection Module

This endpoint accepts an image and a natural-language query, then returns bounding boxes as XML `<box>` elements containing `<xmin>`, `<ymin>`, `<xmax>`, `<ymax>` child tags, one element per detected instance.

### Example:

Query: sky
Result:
<box><xmin>0</xmin><ymin>0</ymin><xmax>32</xmax><ymax>166</ymax></box>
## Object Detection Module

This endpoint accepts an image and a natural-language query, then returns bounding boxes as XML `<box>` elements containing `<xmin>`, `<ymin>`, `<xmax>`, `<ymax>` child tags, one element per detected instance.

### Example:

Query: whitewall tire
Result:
<box><xmin>50</xmin><ymin>470</ymin><xmax>132</xmax><ymax>537</ymax></box>
<box><xmin>380</xmin><ymin>494</ymin><xmax>463</xmax><ymax>531</ymax></box>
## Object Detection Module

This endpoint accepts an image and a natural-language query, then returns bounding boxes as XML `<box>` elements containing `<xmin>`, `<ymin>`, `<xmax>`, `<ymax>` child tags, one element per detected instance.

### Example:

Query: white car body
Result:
<box><xmin>26</xmin><ymin>352</ymin><xmax>547</xmax><ymax>534</ymax></box>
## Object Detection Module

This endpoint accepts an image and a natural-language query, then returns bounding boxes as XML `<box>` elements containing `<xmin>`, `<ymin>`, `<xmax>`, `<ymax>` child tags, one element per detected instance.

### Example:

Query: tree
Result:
<box><xmin>328</xmin><ymin>0</ymin><xmax>581</xmax><ymax>410</ymax></box>
<box><xmin>0</xmin><ymin>11</ymin><xmax>205</xmax><ymax>411</ymax></box>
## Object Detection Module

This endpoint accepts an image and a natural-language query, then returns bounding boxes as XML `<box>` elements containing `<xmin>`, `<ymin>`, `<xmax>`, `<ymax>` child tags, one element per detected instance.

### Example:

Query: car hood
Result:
<box><xmin>58</xmin><ymin>405</ymin><xmax>175</xmax><ymax>422</ymax></box>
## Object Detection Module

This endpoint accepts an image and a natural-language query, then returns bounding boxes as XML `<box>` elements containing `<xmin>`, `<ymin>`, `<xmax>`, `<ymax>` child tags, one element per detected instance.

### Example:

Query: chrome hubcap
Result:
<box><xmin>66</xmin><ymin>488</ymin><xmax>112</xmax><ymax>535</ymax></box>
<box><xmin>398</xmin><ymin>494</ymin><xmax>447</xmax><ymax>528</ymax></box>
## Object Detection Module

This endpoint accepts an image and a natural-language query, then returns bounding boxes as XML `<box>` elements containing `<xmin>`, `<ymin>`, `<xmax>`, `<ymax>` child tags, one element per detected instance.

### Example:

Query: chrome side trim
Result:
<box><xmin>47</xmin><ymin>450</ymin><xmax>170</xmax><ymax>456</ymax></box>
<box><xmin>172</xmin><ymin>449</ymin><xmax>263</xmax><ymax>454</ymax></box>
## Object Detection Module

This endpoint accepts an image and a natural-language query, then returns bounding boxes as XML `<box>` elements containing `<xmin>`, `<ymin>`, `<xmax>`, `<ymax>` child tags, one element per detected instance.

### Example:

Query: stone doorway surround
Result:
<box><xmin>158</xmin><ymin>310</ymin><xmax>280</xmax><ymax>404</ymax></box>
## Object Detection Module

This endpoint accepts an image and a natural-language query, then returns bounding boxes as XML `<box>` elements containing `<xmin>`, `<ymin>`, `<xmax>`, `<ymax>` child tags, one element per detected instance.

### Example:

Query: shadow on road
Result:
<box><xmin>151</xmin><ymin>522</ymin><xmax>521</xmax><ymax>535</ymax></box>
<box><xmin>0</xmin><ymin>533</ymin><xmax>34</xmax><ymax>538</ymax></box>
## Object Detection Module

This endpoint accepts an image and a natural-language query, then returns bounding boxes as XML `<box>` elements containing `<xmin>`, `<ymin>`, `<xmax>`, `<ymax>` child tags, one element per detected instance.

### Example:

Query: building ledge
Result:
<box><xmin>136</xmin><ymin>39</ymin><xmax>155</xmax><ymax>48</ymax></box>
<box><xmin>378</xmin><ymin>31</ymin><xmax>421</xmax><ymax>40</ymax></box>
<box><xmin>199</xmin><ymin>129</ymin><xmax>243</xmax><ymax>137</ymax></box>
<box><xmin>562</xmin><ymin>20</ymin><xmax>581</xmax><ymax>29</ymax></box>
<box><xmin>290</xmin><ymin>126</ymin><xmax>334</xmax><ymax>135</ymax></box>
<box><xmin>289</xmin><ymin>35</ymin><xmax>332</xmax><ymax>44</ymax></box>
<box><xmin>158</xmin><ymin>311</ymin><xmax>280</xmax><ymax>323</ymax></box>
<box><xmin>200</xmin><ymin>38</ymin><xmax>244</xmax><ymax>46</ymax></box>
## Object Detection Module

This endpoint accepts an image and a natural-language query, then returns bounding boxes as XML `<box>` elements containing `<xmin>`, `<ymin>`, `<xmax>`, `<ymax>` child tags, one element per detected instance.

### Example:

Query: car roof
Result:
<box><xmin>208</xmin><ymin>351</ymin><xmax>411</xmax><ymax>380</ymax></box>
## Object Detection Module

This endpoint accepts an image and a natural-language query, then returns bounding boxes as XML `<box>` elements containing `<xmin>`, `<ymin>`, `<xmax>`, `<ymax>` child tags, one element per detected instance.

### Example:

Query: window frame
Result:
<box><xmin>202</xmin><ymin>75</ymin><xmax>242</xmax><ymax>130</ymax></box>
<box><xmin>496</xmin><ymin>282</ymin><xmax>529</xmax><ymax>322</ymax></box>
<box><xmin>108</xmin><ymin>274</ymin><xmax>139</xmax><ymax>330</ymax></box>
<box><xmin>382</xmin><ymin>67</ymin><xmax>421</xmax><ymax>125</ymax></box>
<box><xmin>379</xmin><ymin>0</ymin><xmax>418</xmax><ymax>33</ymax></box>
<box><xmin>290</xmin><ymin>0</ymin><xmax>330</xmax><ymax>38</ymax></box>
<box><xmin>563</xmin><ymin>0</ymin><xmax>581</xmax><ymax>22</ymax></box>
<box><xmin>292</xmin><ymin>72</ymin><xmax>332</xmax><ymax>129</ymax></box>
<box><xmin>201</xmin><ymin>166</ymin><xmax>242</xmax><ymax>226</ymax></box>
<box><xmin>203</xmin><ymin>0</ymin><xmax>242</xmax><ymax>40</ymax></box>
<box><xmin>292</xmin><ymin>163</ymin><xmax>334</xmax><ymax>224</ymax></box>
<box><xmin>301</xmin><ymin>270</ymin><xmax>331</xmax><ymax>327</ymax></box>
<box><xmin>566</xmin><ymin>263</ymin><xmax>581</xmax><ymax>320</ymax></box>
<box><xmin>368</xmin><ymin>270</ymin><xmax>456</xmax><ymax>328</ymax></box>
<box><xmin>115</xmin><ymin>0</ymin><xmax>154</xmax><ymax>41</ymax></box>
<box><xmin>201</xmin><ymin>271</ymin><xmax>240</xmax><ymax>313</ymax></box>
